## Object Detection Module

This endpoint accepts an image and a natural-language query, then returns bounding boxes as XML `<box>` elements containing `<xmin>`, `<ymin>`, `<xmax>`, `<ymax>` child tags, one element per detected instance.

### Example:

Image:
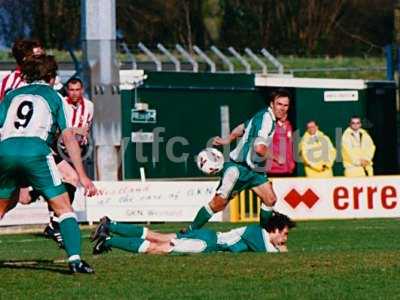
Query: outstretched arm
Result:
<box><xmin>212</xmin><ymin>123</ymin><xmax>245</xmax><ymax>146</ymax></box>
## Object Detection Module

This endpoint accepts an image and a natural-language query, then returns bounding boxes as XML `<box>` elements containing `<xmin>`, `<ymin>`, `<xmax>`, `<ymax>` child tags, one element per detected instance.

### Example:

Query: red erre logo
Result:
<box><xmin>284</xmin><ymin>189</ymin><xmax>319</xmax><ymax>209</ymax></box>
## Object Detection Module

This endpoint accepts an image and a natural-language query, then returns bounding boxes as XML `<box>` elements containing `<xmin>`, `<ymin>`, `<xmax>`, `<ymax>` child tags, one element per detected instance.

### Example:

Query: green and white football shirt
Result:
<box><xmin>0</xmin><ymin>82</ymin><xmax>69</xmax><ymax>155</ymax></box>
<box><xmin>0</xmin><ymin>82</ymin><xmax>68</xmax><ymax>199</ymax></box>
<box><xmin>216</xmin><ymin>224</ymin><xmax>279</xmax><ymax>253</ymax></box>
<box><xmin>229</xmin><ymin>107</ymin><xmax>276</xmax><ymax>171</ymax></box>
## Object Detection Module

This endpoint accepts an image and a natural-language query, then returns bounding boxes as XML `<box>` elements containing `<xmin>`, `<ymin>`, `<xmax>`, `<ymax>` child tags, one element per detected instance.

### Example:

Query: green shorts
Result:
<box><xmin>0</xmin><ymin>154</ymin><xmax>66</xmax><ymax>200</ymax></box>
<box><xmin>175</xmin><ymin>229</ymin><xmax>218</xmax><ymax>253</ymax></box>
<box><xmin>215</xmin><ymin>161</ymin><xmax>268</xmax><ymax>199</ymax></box>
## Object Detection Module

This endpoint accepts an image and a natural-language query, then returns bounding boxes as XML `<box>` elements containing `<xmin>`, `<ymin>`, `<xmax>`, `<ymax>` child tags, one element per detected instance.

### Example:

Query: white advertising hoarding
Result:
<box><xmin>1</xmin><ymin>176</ymin><xmax>399</xmax><ymax>226</ymax></box>
<box><xmin>273</xmin><ymin>176</ymin><xmax>400</xmax><ymax>219</ymax></box>
<box><xmin>85</xmin><ymin>181</ymin><xmax>222</xmax><ymax>222</ymax></box>
<box><xmin>0</xmin><ymin>188</ymin><xmax>87</xmax><ymax>226</ymax></box>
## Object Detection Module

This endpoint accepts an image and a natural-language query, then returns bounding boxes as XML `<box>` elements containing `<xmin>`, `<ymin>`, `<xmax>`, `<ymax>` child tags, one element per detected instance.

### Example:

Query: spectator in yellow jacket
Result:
<box><xmin>299</xmin><ymin>120</ymin><xmax>336</xmax><ymax>178</ymax></box>
<box><xmin>341</xmin><ymin>116</ymin><xmax>375</xmax><ymax>177</ymax></box>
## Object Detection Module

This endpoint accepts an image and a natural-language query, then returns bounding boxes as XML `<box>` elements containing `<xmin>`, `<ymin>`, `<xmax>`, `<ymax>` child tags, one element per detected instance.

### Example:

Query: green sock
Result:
<box><xmin>109</xmin><ymin>222</ymin><xmax>145</xmax><ymax>237</ymax></box>
<box><xmin>59</xmin><ymin>213</ymin><xmax>81</xmax><ymax>262</ymax></box>
<box><xmin>189</xmin><ymin>205</ymin><xmax>213</xmax><ymax>230</ymax></box>
<box><xmin>105</xmin><ymin>237</ymin><xmax>148</xmax><ymax>253</ymax></box>
<box><xmin>260</xmin><ymin>204</ymin><xmax>273</xmax><ymax>228</ymax></box>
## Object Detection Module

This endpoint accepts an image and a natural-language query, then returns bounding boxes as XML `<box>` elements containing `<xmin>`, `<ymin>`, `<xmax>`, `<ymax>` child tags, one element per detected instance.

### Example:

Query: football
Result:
<box><xmin>196</xmin><ymin>148</ymin><xmax>224</xmax><ymax>175</ymax></box>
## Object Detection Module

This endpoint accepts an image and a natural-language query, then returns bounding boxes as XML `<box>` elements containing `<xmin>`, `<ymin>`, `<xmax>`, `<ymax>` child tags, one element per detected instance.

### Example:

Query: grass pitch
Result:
<box><xmin>0</xmin><ymin>219</ymin><xmax>399</xmax><ymax>299</ymax></box>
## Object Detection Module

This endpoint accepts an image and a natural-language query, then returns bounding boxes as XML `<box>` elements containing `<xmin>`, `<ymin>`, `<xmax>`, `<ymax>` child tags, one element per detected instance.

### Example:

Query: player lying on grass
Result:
<box><xmin>91</xmin><ymin>212</ymin><xmax>295</xmax><ymax>255</ymax></box>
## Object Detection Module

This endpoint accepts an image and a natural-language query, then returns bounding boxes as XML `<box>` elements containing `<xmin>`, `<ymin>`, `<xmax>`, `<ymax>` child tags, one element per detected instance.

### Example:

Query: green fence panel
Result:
<box><xmin>121</xmin><ymin>73</ymin><xmax>398</xmax><ymax>179</ymax></box>
<box><xmin>122</xmin><ymin>72</ymin><xmax>265</xmax><ymax>179</ymax></box>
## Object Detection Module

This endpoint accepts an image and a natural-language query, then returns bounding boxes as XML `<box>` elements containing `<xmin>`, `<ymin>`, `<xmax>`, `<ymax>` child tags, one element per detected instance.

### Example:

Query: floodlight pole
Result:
<box><xmin>81</xmin><ymin>0</ymin><xmax>121</xmax><ymax>180</ymax></box>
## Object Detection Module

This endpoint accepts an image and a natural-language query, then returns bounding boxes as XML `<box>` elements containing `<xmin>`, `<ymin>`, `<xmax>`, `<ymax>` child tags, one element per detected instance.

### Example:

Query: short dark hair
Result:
<box><xmin>30</xmin><ymin>39</ymin><xmax>44</xmax><ymax>50</ymax></box>
<box><xmin>66</xmin><ymin>77</ymin><xmax>83</xmax><ymax>88</ymax></box>
<box><xmin>307</xmin><ymin>120</ymin><xmax>317</xmax><ymax>126</ymax></box>
<box><xmin>12</xmin><ymin>39</ymin><xmax>34</xmax><ymax>65</ymax></box>
<box><xmin>21</xmin><ymin>55</ymin><xmax>58</xmax><ymax>83</ymax></box>
<box><xmin>269</xmin><ymin>88</ymin><xmax>291</xmax><ymax>104</ymax></box>
<box><xmin>264</xmin><ymin>212</ymin><xmax>296</xmax><ymax>233</ymax></box>
<box><xmin>349</xmin><ymin>115</ymin><xmax>361</xmax><ymax>123</ymax></box>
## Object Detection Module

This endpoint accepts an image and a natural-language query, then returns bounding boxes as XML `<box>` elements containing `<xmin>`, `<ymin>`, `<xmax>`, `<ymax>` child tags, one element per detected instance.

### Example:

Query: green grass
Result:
<box><xmin>0</xmin><ymin>219</ymin><xmax>399</xmax><ymax>299</ymax></box>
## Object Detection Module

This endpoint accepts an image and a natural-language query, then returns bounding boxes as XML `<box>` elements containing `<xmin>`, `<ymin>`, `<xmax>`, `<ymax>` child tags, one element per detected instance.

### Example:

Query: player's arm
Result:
<box><xmin>62</xmin><ymin>129</ymin><xmax>96</xmax><ymax>196</ymax></box>
<box><xmin>213</xmin><ymin>123</ymin><xmax>245</xmax><ymax>146</ymax></box>
<box><xmin>253</xmin><ymin>114</ymin><xmax>274</xmax><ymax>161</ymax></box>
<box><xmin>254</xmin><ymin>144</ymin><xmax>270</xmax><ymax>159</ymax></box>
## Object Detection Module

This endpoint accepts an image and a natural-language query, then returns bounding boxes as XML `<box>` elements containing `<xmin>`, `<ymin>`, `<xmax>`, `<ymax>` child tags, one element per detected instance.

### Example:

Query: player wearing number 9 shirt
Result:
<box><xmin>0</xmin><ymin>55</ymin><xmax>96</xmax><ymax>274</ymax></box>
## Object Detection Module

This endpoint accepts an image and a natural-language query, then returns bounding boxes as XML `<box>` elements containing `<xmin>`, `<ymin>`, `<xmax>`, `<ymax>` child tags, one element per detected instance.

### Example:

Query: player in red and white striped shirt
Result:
<box><xmin>43</xmin><ymin>77</ymin><xmax>94</xmax><ymax>245</ymax></box>
<box><xmin>0</xmin><ymin>39</ymin><xmax>44</xmax><ymax>101</ymax></box>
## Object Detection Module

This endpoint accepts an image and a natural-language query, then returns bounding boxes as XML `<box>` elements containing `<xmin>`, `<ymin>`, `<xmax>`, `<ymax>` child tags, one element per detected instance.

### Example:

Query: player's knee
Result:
<box><xmin>53</xmin><ymin>207</ymin><xmax>74</xmax><ymax>217</ymax></box>
<box><xmin>48</xmin><ymin>195</ymin><xmax>74</xmax><ymax>216</ymax></box>
<box><xmin>209</xmin><ymin>197</ymin><xmax>228</xmax><ymax>212</ymax></box>
<box><xmin>18</xmin><ymin>189</ymin><xmax>32</xmax><ymax>205</ymax></box>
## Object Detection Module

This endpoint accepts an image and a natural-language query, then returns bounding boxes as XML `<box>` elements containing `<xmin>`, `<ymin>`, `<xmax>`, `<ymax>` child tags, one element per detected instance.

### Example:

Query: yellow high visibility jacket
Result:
<box><xmin>299</xmin><ymin>130</ymin><xmax>337</xmax><ymax>178</ymax></box>
<box><xmin>341</xmin><ymin>127</ymin><xmax>375</xmax><ymax>177</ymax></box>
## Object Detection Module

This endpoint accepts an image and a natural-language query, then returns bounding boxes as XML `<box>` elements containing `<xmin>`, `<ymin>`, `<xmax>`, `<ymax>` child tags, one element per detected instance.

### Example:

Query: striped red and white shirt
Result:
<box><xmin>63</xmin><ymin>96</ymin><xmax>94</xmax><ymax>129</ymax></box>
<box><xmin>0</xmin><ymin>67</ymin><xmax>26</xmax><ymax>101</ymax></box>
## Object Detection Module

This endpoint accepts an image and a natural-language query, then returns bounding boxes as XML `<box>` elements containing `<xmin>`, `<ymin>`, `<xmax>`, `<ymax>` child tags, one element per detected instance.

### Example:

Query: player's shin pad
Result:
<box><xmin>189</xmin><ymin>205</ymin><xmax>214</xmax><ymax>230</ymax></box>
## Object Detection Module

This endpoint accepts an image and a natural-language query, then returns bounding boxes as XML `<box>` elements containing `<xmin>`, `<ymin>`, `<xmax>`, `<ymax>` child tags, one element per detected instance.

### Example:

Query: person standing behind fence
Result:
<box><xmin>265</xmin><ymin>114</ymin><xmax>295</xmax><ymax>177</ymax></box>
<box><xmin>341</xmin><ymin>116</ymin><xmax>375</xmax><ymax>177</ymax></box>
<box><xmin>299</xmin><ymin>120</ymin><xmax>336</xmax><ymax>178</ymax></box>
<box><xmin>43</xmin><ymin>77</ymin><xmax>94</xmax><ymax>247</ymax></box>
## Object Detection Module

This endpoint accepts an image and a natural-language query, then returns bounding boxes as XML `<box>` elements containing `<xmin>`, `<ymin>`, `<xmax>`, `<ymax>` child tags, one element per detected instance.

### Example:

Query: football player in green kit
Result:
<box><xmin>187</xmin><ymin>89</ymin><xmax>291</xmax><ymax>232</ymax></box>
<box><xmin>91</xmin><ymin>212</ymin><xmax>295</xmax><ymax>255</ymax></box>
<box><xmin>0</xmin><ymin>55</ymin><xmax>97</xmax><ymax>274</ymax></box>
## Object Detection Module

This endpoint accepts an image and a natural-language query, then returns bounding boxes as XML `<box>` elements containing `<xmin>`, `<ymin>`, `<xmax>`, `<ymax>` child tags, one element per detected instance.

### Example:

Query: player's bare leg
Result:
<box><xmin>146</xmin><ymin>241</ymin><xmax>173</xmax><ymax>254</ymax></box>
<box><xmin>18</xmin><ymin>187</ymin><xmax>32</xmax><ymax>204</ymax></box>
<box><xmin>146</xmin><ymin>231</ymin><xmax>177</xmax><ymax>243</ymax></box>
<box><xmin>0</xmin><ymin>189</ymin><xmax>24</xmax><ymax>219</ymax></box>
<box><xmin>0</xmin><ymin>196</ymin><xmax>19</xmax><ymax>220</ymax></box>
